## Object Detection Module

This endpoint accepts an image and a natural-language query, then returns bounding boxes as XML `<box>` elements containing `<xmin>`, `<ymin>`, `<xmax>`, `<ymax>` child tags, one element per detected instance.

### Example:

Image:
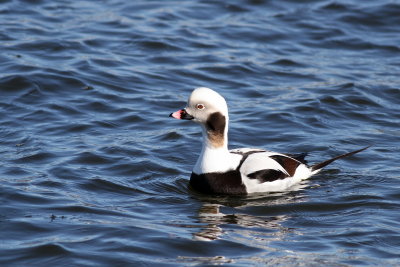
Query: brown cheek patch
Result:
<box><xmin>206</xmin><ymin>112</ymin><xmax>226</xmax><ymax>148</ymax></box>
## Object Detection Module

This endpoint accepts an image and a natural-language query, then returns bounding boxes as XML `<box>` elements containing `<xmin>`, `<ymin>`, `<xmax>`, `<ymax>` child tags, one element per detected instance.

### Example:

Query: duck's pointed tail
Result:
<box><xmin>311</xmin><ymin>146</ymin><xmax>370</xmax><ymax>174</ymax></box>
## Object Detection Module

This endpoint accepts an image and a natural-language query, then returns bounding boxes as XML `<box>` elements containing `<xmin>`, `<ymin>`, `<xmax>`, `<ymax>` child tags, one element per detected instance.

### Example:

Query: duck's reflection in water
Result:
<box><xmin>192</xmin><ymin>183</ymin><xmax>310</xmax><ymax>241</ymax></box>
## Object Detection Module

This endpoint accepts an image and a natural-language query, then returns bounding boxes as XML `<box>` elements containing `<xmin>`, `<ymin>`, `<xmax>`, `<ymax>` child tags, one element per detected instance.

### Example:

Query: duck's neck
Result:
<box><xmin>202</xmin><ymin>123</ymin><xmax>229</xmax><ymax>150</ymax></box>
<box><xmin>193</xmin><ymin>112</ymin><xmax>233</xmax><ymax>174</ymax></box>
<box><xmin>204</xmin><ymin>111</ymin><xmax>228</xmax><ymax>149</ymax></box>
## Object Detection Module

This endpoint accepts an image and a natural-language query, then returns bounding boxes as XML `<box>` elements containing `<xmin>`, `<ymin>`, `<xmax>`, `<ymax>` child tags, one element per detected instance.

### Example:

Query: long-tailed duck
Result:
<box><xmin>170</xmin><ymin>87</ymin><xmax>368</xmax><ymax>195</ymax></box>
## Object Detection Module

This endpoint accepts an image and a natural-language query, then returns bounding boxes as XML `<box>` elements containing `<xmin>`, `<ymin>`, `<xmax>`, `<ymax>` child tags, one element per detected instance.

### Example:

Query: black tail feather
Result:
<box><xmin>311</xmin><ymin>146</ymin><xmax>370</xmax><ymax>172</ymax></box>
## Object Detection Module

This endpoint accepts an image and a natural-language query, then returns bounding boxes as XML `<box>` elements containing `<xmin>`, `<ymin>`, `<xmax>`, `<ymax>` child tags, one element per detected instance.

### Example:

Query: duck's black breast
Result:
<box><xmin>190</xmin><ymin>171</ymin><xmax>247</xmax><ymax>195</ymax></box>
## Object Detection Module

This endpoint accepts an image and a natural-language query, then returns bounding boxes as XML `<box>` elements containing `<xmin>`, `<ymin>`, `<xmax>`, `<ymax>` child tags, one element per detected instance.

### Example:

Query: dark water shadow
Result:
<box><xmin>187</xmin><ymin>182</ymin><xmax>310</xmax><ymax>241</ymax></box>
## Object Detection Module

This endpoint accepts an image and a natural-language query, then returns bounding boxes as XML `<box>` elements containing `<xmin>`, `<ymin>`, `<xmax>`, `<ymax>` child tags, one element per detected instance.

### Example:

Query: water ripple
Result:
<box><xmin>1</xmin><ymin>0</ymin><xmax>400</xmax><ymax>265</ymax></box>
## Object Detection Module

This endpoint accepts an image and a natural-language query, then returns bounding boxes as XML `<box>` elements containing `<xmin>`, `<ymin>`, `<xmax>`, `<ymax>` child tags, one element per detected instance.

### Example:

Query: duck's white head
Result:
<box><xmin>170</xmin><ymin>87</ymin><xmax>229</xmax><ymax>148</ymax></box>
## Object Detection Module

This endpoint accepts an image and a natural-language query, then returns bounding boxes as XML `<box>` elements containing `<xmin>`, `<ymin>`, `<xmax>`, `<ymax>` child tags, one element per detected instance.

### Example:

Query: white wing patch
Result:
<box><xmin>229</xmin><ymin>148</ymin><xmax>313</xmax><ymax>194</ymax></box>
<box><xmin>240</xmin><ymin>152</ymin><xmax>289</xmax><ymax>177</ymax></box>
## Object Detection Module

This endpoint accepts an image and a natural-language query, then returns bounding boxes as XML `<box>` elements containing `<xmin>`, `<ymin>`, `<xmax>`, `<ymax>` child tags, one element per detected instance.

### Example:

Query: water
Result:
<box><xmin>1</xmin><ymin>0</ymin><xmax>399</xmax><ymax>266</ymax></box>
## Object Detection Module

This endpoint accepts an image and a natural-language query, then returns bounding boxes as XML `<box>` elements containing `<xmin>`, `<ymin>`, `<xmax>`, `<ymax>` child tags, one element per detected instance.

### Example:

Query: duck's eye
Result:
<box><xmin>196</xmin><ymin>104</ymin><xmax>205</xmax><ymax>110</ymax></box>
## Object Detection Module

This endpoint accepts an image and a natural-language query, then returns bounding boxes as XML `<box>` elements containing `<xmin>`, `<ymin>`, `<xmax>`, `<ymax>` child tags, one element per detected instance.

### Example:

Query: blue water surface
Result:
<box><xmin>1</xmin><ymin>0</ymin><xmax>399</xmax><ymax>266</ymax></box>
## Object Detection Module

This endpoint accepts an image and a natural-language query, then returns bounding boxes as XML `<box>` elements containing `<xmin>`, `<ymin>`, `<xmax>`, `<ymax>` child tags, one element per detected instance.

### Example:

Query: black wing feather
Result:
<box><xmin>247</xmin><ymin>169</ymin><xmax>289</xmax><ymax>183</ymax></box>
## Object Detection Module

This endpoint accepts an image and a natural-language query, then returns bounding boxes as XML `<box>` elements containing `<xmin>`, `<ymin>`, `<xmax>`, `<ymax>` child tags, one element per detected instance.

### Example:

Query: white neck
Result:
<box><xmin>193</xmin><ymin>124</ymin><xmax>239</xmax><ymax>174</ymax></box>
